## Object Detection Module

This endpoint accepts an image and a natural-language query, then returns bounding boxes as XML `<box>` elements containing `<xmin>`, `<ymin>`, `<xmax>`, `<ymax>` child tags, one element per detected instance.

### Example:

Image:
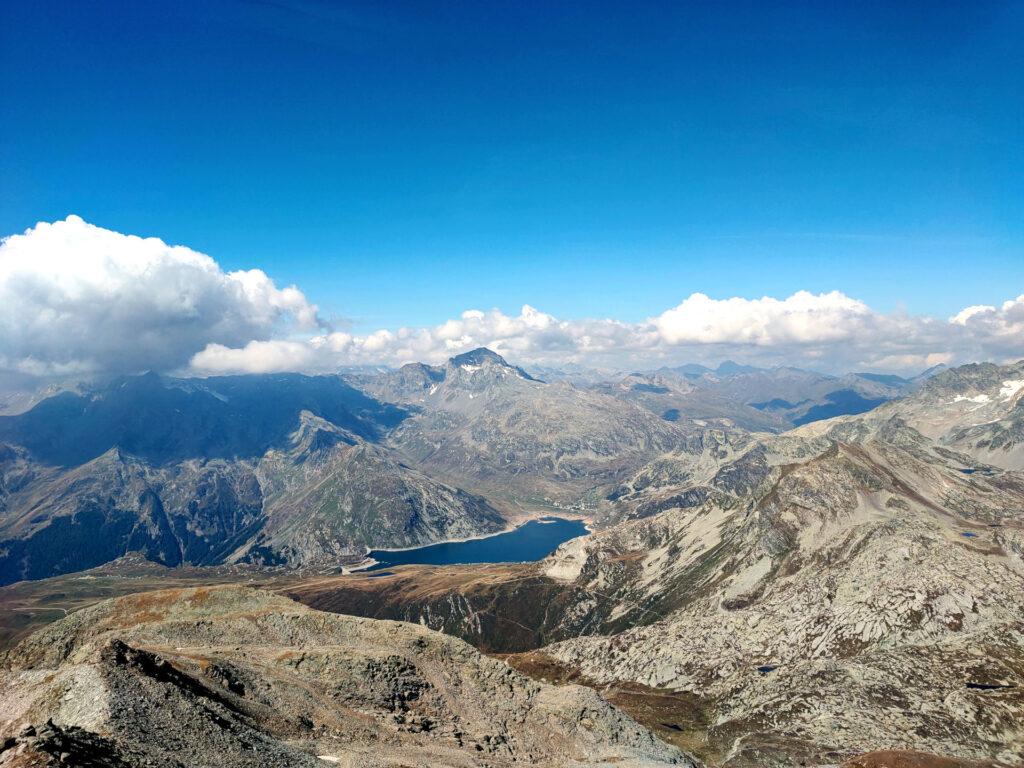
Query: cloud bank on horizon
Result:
<box><xmin>1</xmin><ymin>216</ymin><xmax>1022</xmax><ymax>379</ymax></box>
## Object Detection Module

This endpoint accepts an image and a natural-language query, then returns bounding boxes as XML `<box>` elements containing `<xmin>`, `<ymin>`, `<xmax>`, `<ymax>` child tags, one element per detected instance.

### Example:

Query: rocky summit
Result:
<box><xmin>0</xmin><ymin>585</ymin><xmax>691</xmax><ymax>768</ymax></box>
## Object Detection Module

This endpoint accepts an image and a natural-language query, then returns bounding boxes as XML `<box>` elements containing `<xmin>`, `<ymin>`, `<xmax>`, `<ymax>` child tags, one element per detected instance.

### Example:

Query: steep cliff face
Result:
<box><xmin>0</xmin><ymin>586</ymin><xmax>693</xmax><ymax>768</ymax></box>
<box><xmin>288</xmin><ymin>563</ymin><xmax>608</xmax><ymax>654</ymax></box>
<box><xmin>0</xmin><ymin>446</ymin><xmax>265</xmax><ymax>583</ymax></box>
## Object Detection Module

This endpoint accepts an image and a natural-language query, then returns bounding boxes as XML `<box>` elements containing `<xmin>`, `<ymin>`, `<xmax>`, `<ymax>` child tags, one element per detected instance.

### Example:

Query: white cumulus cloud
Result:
<box><xmin>189</xmin><ymin>340</ymin><xmax>318</xmax><ymax>375</ymax></box>
<box><xmin>187</xmin><ymin>304</ymin><xmax>655</xmax><ymax>374</ymax></box>
<box><xmin>652</xmin><ymin>290</ymin><xmax>871</xmax><ymax>346</ymax></box>
<box><xmin>948</xmin><ymin>295</ymin><xmax>1024</xmax><ymax>336</ymax></box>
<box><xmin>2</xmin><ymin>217</ymin><xmax>1022</xmax><ymax>379</ymax></box>
<box><xmin>0</xmin><ymin>216</ymin><xmax>322</xmax><ymax>376</ymax></box>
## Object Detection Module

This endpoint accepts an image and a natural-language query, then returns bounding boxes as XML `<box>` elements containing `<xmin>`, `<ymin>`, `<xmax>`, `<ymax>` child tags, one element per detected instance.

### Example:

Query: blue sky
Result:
<box><xmin>1</xmin><ymin>0</ymin><xmax>1022</xmax><ymax>337</ymax></box>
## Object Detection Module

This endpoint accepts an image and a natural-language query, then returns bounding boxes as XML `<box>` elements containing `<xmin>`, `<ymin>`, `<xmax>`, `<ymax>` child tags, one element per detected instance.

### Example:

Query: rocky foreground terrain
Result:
<box><xmin>0</xmin><ymin>585</ymin><xmax>691</xmax><ymax>767</ymax></box>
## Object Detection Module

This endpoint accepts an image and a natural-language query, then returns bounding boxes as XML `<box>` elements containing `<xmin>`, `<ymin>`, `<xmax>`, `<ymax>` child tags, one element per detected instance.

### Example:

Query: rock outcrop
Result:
<box><xmin>0</xmin><ymin>586</ymin><xmax>693</xmax><ymax>768</ymax></box>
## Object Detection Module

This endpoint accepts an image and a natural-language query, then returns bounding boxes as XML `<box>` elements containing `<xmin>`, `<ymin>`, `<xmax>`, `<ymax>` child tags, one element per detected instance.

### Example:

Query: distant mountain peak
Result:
<box><xmin>448</xmin><ymin>348</ymin><xmax>539</xmax><ymax>381</ymax></box>
<box><xmin>912</xmin><ymin>363</ymin><xmax>949</xmax><ymax>381</ymax></box>
<box><xmin>715</xmin><ymin>360</ymin><xmax>763</xmax><ymax>376</ymax></box>
<box><xmin>854</xmin><ymin>372</ymin><xmax>908</xmax><ymax>387</ymax></box>
<box><xmin>449</xmin><ymin>347</ymin><xmax>508</xmax><ymax>367</ymax></box>
<box><xmin>668</xmin><ymin>360</ymin><xmax>764</xmax><ymax>377</ymax></box>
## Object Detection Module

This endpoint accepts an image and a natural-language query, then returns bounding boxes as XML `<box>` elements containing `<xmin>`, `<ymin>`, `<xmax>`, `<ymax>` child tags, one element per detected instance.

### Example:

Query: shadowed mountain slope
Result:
<box><xmin>0</xmin><ymin>374</ymin><xmax>501</xmax><ymax>585</ymax></box>
<box><xmin>0</xmin><ymin>372</ymin><xmax>405</xmax><ymax>467</ymax></box>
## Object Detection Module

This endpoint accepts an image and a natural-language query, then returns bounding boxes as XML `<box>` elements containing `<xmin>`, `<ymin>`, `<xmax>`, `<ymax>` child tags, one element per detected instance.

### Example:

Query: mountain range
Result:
<box><xmin>0</xmin><ymin>371</ymin><xmax>501</xmax><ymax>583</ymax></box>
<box><xmin>1</xmin><ymin>351</ymin><xmax>1022</xmax><ymax>766</ymax></box>
<box><xmin>589</xmin><ymin>363</ymin><xmax>936</xmax><ymax>433</ymax></box>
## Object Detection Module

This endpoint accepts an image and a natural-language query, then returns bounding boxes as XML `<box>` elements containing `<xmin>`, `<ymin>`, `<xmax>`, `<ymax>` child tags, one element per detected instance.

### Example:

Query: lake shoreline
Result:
<box><xmin>346</xmin><ymin>514</ymin><xmax>589</xmax><ymax>573</ymax></box>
